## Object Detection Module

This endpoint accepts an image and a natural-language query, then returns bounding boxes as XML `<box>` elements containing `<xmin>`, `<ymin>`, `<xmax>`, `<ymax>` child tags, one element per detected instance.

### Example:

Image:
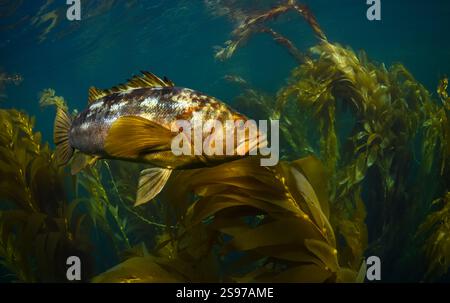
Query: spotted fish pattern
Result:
<box><xmin>69</xmin><ymin>86</ymin><xmax>245</xmax><ymax>156</ymax></box>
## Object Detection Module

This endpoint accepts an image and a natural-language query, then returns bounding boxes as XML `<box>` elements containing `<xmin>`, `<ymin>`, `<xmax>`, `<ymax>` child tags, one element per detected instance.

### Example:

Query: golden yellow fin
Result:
<box><xmin>53</xmin><ymin>107</ymin><xmax>74</xmax><ymax>166</ymax></box>
<box><xmin>87</xmin><ymin>71</ymin><xmax>175</xmax><ymax>104</ymax></box>
<box><xmin>104</xmin><ymin>116</ymin><xmax>175</xmax><ymax>159</ymax></box>
<box><xmin>135</xmin><ymin>167</ymin><xmax>172</xmax><ymax>206</ymax></box>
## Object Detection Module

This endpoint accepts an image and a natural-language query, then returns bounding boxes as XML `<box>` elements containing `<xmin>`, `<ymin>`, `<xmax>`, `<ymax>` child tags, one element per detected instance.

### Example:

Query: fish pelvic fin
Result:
<box><xmin>104</xmin><ymin>116</ymin><xmax>175</xmax><ymax>159</ymax></box>
<box><xmin>54</xmin><ymin>107</ymin><xmax>74</xmax><ymax>166</ymax></box>
<box><xmin>135</xmin><ymin>167</ymin><xmax>172</xmax><ymax>206</ymax></box>
<box><xmin>88</xmin><ymin>71</ymin><xmax>175</xmax><ymax>104</ymax></box>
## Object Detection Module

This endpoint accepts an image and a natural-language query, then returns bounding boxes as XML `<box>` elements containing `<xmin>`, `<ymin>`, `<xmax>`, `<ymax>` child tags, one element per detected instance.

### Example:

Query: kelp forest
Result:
<box><xmin>0</xmin><ymin>0</ymin><xmax>449</xmax><ymax>282</ymax></box>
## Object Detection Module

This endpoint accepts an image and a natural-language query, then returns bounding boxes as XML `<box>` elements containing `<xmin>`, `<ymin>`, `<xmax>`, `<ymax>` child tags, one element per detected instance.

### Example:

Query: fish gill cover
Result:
<box><xmin>0</xmin><ymin>0</ymin><xmax>449</xmax><ymax>283</ymax></box>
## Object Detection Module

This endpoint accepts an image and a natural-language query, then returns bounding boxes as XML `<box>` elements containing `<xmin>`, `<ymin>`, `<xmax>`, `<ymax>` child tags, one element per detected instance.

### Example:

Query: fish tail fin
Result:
<box><xmin>54</xmin><ymin>107</ymin><xmax>74</xmax><ymax>166</ymax></box>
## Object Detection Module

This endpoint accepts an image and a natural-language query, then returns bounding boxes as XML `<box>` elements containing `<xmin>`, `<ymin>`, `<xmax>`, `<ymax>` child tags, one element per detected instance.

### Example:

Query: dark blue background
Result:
<box><xmin>1</xmin><ymin>0</ymin><xmax>449</xmax><ymax>144</ymax></box>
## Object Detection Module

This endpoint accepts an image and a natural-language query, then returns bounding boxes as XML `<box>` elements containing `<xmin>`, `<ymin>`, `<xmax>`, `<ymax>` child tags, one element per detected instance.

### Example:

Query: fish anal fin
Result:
<box><xmin>135</xmin><ymin>167</ymin><xmax>172</xmax><ymax>206</ymax></box>
<box><xmin>105</xmin><ymin>116</ymin><xmax>175</xmax><ymax>159</ymax></box>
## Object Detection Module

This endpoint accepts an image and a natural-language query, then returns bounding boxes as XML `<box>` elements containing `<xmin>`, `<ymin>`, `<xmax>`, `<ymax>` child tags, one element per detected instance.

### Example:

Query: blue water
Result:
<box><xmin>1</xmin><ymin>0</ymin><xmax>449</xmax><ymax>145</ymax></box>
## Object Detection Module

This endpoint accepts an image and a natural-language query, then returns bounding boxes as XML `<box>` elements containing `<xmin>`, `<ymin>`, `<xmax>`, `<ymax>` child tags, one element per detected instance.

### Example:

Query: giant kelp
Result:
<box><xmin>0</xmin><ymin>0</ymin><xmax>449</xmax><ymax>283</ymax></box>
<box><xmin>210</xmin><ymin>0</ymin><xmax>449</xmax><ymax>280</ymax></box>
<box><xmin>0</xmin><ymin>104</ymin><xmax>169</xmax><ymax>281</ymax></box>
<box><xmin>417</xmin><ymin>191</ymin><xmax>450</xmax><ymax>280</ymax></box>
<box><xmin>94</xmin><ymin>156</ymin><xmax>363</xmax><ymax>283</ymax></box>
<box><xmin>0</xmin><ymin>109</ymin><xmax>92</xmax><ymax>281</ymax></box>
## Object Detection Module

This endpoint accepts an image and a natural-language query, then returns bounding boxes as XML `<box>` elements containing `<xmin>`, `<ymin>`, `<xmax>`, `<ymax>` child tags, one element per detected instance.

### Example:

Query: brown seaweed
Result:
<box><xmin>0</xmin><ymin>0</ymin><xmax>449</xmax><ymax>283</ymax></box>
<box><xmin>0</xmin><ymin>109</ymin><xmax>92</xmax><ymax>281</ymax></box>
<box><xmin>213</xmin><ymin>0</ymin><xmax>449</xmax><ymax>280</ymax></box>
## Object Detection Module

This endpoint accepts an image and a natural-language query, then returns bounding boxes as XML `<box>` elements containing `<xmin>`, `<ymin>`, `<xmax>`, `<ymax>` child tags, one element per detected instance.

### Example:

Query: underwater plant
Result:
<box><xmin>214</xmin><ymin>0</ymin><xmax>324</xmax><ymax>62</ymax></box>
<box><xmin>0</xmin><ymin>0</ymin><xmax>448</xmax><ymax>283</ymax></box>
<box><xmin>39</xmin><ymin>88</ymin><xmax>68</xmax><ymax>111</ymax></box>
<box><xmin>417</xmin><ymin>192</ymin><xmax>450</xmax><ymax>280</ymax></box>
<box><xmin>0</xmin><ymin>109</ymin><xmax>92</xmax><ymax>282</ymax></box>
<box><xmin>213</xmin><ymin>0</ymin><xmax>449</xmax><ymax>280</ymax></box>
<box><xmin>93</xmin><ymin>156</ymin><xmax>363</xmax><ymax>282</ymax></box>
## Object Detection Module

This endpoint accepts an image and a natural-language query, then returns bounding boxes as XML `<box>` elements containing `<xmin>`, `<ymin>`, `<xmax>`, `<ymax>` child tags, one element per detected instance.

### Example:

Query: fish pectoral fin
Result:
<box><xmin>70</xmin><ymin>153</ymin><xmax>101</xmax><ymax>175</ymax></box>
<box><xmin>135</xmin><ymin>167</ymin><xmax>172</xmax><ymax>206</ymax></box>
<box><xmin>105</xmin><ymin>116</ymin><xmax>175</xmax><ymax>159</ymax></box>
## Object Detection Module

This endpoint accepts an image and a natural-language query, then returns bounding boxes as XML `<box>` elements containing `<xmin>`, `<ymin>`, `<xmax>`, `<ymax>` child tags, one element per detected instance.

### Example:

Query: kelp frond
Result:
<box><xmin>39</xmin><ymin>88</ymin><xmax>68</xmax><ymax>111</ymax></box>
<box><xmin>218</xmin><ymin>1</ymin><xmax>448</xmax><ymax>281</ymax></box>
<box><xmin>95</xmin><ymin>156</ymin><xmax>362</xmax><ymax>283</ymax></box>
<box><xmin>77</xmin><ymin>163</ymin><xmax>131</xmax><ymax>253</ymax></box>
<box><xmin>417</xmin><ymin>192</ymin><xmax>450</xmax><ymax>280</ymax></box>
<box><xmin>437</xmin><ymin>77</ymin><xmax>450</xmax><ymax>110</ymax></box>
<box><xmin>164</xmin><ymin>156</ymin><xmax>360</xmax><ymax>282</ymax></box>
<box><xmin>0</xmin><ymin>109</ymin><xmax>92</xmax><ymax>281</ymax></box>
<box><xmin>215</xmin><ymin>0</ymin><xmax>325</xmax><ymax>62</ymax></box>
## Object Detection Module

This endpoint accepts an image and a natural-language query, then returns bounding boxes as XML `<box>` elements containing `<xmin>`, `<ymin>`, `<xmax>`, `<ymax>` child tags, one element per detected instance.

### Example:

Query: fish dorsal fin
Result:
<box><xmin>88</xmin><ymin>71</ymin><xmax>175</xmax><ymax>104</ymax></box>
<box><xmin>88</xmin><ymin>87</ymin><xmax>108</xmax><ymax>104</ymax></box>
